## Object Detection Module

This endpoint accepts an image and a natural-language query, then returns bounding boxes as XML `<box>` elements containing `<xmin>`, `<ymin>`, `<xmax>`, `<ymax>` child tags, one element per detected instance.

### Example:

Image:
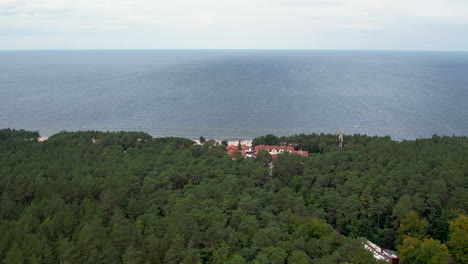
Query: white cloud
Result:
<box><xmin>0</xmin><ymin>0</ymin><xmax>467</xmax><ymax>49</ymax></box>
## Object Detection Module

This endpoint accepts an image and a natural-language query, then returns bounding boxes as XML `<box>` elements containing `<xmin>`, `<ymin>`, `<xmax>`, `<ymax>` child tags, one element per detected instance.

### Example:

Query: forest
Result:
<box><xmin>0</xmin><ymin>128</ymin><xmax>466</xmax><ymax>264</ymax></box>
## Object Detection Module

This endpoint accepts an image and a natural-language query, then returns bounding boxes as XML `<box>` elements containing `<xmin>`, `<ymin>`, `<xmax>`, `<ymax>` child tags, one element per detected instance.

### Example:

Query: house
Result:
<box><xmin>226</xmin><ymin>145</ymin><xmax>254</xmax><ymax>158</ymax></box>
<box><xmin>364</xmin><ymin>240</ymin><xmax>399</xmax><ymax>264</ymax></box>
<box><xmin>226</xmin><ymin>144</ymin><xmax>309</xmax><ymax>159</ymax></box>
<box><xmin>254</xmin><ymin>145</ymin><xmax>308</xmax><ymax>158</ymax></box>
<box><xmin>37</xmin><ymin>137</ymin><xmax>48</xmax><ymax>142</ymax></box>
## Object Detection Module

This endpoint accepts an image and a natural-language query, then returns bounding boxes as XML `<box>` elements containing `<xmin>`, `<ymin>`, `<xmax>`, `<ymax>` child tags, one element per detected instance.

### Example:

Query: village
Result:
<box><xmin>192</xmin><ymin>138</ymin><xmax>310</xmax><ymax>159</ymax></box>
<box><xmin>225</xmin><ymin>141</ymin><xmax>309</xmax><ymax>159</ymax></box>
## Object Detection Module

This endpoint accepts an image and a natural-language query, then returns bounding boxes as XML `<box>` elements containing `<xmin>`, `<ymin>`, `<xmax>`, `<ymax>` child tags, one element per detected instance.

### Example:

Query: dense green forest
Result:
<box><xmin>0</xmin><ymin>129</ymin><xmax>466</xmax><ymax>264</ymax></box>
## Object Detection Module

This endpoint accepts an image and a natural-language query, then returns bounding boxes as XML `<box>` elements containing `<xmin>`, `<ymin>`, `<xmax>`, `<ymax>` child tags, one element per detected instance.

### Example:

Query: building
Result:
<box><xmin>37</xmin><ymin>137</ymin><xmax>48</xmax><ymax>142</ymax></box>
<box><xmin>364</xmin><ymin>240</ymin><xmax>399</xmax><ymax>264</ymax></box>
<box><xmin>254</xmin><ymin>145</ymin><xmax>308</xmax><ymax>158</ymax></box>
<box><xmin>226</xmin><ymin>144</ymin><xmax>309</xmax><ymax>159</ymax></box>
<box><xmin>226</xmin><ymin>145</ymin><xmax>254</xmax><ymax>158</ymax></box>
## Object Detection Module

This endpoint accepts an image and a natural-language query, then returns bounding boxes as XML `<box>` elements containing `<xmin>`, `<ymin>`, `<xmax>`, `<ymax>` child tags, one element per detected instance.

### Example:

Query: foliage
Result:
<box><xmin>397</xmin><ymin>211</ymin><xmax>429</xmax><ymax>244</ymax></box>
<box><xmin>0</xmin><ymin>129</ymin><xmax>467</xmax><ymax>263</ymax></box>
<box><xmin>252</xmin><ymin>134</ymin><xmax>280</xmax><ymax>146</ymax></box>
<box><xmin>397</xmin><ymin>237</ymin><xmax>450</xmax><ymax>264</ymax></box>
<box><xmin>199</xmin><ymin>136</ymin><xmax>206</xmax><ymax>144</ymax></box>
<box><xmin>258</xmin><ymin>133</ymin><xmax>467</xmax><ymax>249</ymax></box>
<box><xmin>448</xmin><ymin>215</ymin><xmax>468</xmax><ymax>263</ymax></box>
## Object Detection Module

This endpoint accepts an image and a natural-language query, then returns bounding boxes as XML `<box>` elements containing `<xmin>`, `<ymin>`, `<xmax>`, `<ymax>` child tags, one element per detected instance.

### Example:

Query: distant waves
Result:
<box><xmin>0</xmin><ymin>50</ymin><xmax>467</xmax><ymax>140</ymax></box>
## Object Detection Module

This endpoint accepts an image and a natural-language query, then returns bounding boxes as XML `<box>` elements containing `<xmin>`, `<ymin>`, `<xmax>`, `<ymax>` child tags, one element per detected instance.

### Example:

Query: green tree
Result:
<box><xmin>0</xmin><ymin>191</ymin><xmax>17</xmax><ymax>220</ymax></box>
<box><xmin>1</xmin><ymin>130</ymin><xmax>467</xmax><ymax>264</ymax></box>
<box><xmin>57</xmin><ymin>236</ymin><xmax>75</xmax><ymax>264</ymax></box>
<box><xmin>264</xmin><ymin>134</ymin><xmax>279</xmax><ymax>146</ymax></box>
<box><xmin>164</xmin><ymin>234</ymin><xmax>186</xmax><ymax>264</ymax></box>
<box><xmin>398</xmin><ymin>237</ymin><xmax>450</xmax><ymax>264</ymax></box>
<box><xmin>252</xmin><ymin>134</ymin><xmax>279</xmax><ymax>146</ymax></box>
<box><xmin>252</xmin><ymin>227</ymin><xmax>281</xmax><ymax>249</ymax></box>
<box><xmin>256</xmin><ymin>150</ymin><xmax>272</xmax><ymax>168</ymax></box>
<box><xmin>225</xmin><ymin>254</ymin><xmax>246</xmax><ymax>264</ymax></box>
<box><xmin>448</xmin><ymin>215</ymin><xmax>468</xmax><ymax>264</ymax></box>
<box><xmin>288</xmin><ymin>250</ymin><xmax>312</xmax><ymax>264</ymax></box>
<box><xmin>199</xmin><ymin>136</ymin><xmax>206</xmax><ymax>144</ymax></box>
<box><xmin>122</xmin><ymin>246</ymin><xmax>143</xmax><ymax>264</ymax></box>
<box><xmin>335</xmin><ymin>239</ymin><xmax>376</xmax><ymax>264</ymax></box>
<box><xmin>181</xmin><ymin>249</ymin><xmax>202</xmax><ymax>264</ymax></box>
<box><xmin>397</xmin><ymin>211</ymin><xmax>428</xmax><ymax>244</ymax></box>
<box><xmin>75</xmin><ymin>217</ymin><xmax>107</xmax><ymax>263</ymax></box>
<box><xmin>417</xmin><ymin>238</ymin><xmax>450</xmax><ymax>264</ymax></box>
<box><xmin>264</xmin><ymin>247</ymin><xmax>288</xmax><ymax>264</ymax></box>
<box><xmin>3</xmin><ymin>242</ymin><xmax>25</xmax><ymax>264</ymax></box>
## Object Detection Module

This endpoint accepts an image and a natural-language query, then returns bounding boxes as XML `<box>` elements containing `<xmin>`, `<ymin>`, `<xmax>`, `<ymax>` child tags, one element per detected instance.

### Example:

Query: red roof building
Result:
<box><xmin>226</xmin><ymin>145</ymin><xmax>253</xmax><ymax>157</ymax></box>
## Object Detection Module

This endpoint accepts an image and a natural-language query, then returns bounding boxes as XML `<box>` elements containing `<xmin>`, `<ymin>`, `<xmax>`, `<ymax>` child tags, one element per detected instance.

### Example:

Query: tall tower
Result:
<box><xmin>339</xmin><ymin>129</ymin><xmax>344</xmax><ymax>150</ymax></box>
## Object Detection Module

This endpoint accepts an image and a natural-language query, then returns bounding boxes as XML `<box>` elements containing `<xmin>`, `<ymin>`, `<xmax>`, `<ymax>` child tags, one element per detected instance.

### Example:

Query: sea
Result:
<box><xmin>0</xmin><ymin>50</ymin><xmax>467</xmax><ymax>141</ymax></box>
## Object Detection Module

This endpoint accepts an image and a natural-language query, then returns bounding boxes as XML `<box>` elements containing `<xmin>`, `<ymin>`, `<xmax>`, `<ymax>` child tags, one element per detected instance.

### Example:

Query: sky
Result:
<box><xmin>1</xmin><ymin>0</ymin><xmax>467</xmax><ymax>50</ymax></box>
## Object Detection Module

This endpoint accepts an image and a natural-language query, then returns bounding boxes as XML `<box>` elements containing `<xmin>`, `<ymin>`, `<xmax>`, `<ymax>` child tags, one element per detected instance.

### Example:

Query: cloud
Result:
<box><xmin>0</xmin><ymin>0</ymin><xmax>467</xmax><ymax>50</ymax></box>
<box><xmin>279</xmin><ymin>0</ymin><xmax>342</xmax><ymax>7</ymax></box>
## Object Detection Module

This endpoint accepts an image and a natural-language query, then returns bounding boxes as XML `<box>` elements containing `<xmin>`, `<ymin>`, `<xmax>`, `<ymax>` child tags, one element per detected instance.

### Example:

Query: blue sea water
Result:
<box><xmin>0</xmin><ymin>50</ymin><xmax>467</xmax><ymax>140</ymax></box>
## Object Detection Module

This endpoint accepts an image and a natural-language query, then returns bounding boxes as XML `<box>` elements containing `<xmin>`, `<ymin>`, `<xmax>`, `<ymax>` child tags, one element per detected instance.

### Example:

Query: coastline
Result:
<box><xmin>193</xmin><ymin>139</ymin><xmax>253</xmax><ymax>147</ymax></box>
<box><xmin>36</xmin><ymin>135</ymin><xmax>254</xmax><ymax>147</ymax></box>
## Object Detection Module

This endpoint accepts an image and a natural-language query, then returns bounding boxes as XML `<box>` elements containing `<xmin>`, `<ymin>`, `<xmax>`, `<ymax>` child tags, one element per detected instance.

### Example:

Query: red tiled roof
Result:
<box><xmin>227</xmin><ymin>145</ymin><xmax>251</xmax><ymax>157</ymax></box>
<box><xmin>227</xmin><ymin>145</ymin><xmax>249</xmax><ymax>151</ymax></box>
<box><xmin>293</xmin><ymin>150</ymin><xmax>309</xmax><ymax>157</ymax></box>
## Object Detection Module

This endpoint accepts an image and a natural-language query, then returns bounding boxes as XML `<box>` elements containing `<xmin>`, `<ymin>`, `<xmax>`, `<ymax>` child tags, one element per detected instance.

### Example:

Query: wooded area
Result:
<box><xmin>0</xmin><ymin>129</ymin><xmax>466</xmax><ymax>264</ymax></box>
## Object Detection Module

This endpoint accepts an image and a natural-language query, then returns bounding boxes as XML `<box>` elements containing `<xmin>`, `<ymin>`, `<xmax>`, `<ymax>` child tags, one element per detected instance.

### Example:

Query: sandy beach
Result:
<box><xmin>193</xmin><ymin>139</ymin><xmax>253</xmax><ymax>147</ymax></box>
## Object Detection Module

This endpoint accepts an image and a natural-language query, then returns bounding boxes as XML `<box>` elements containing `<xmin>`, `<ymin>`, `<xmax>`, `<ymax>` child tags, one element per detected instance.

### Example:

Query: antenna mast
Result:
<box><xmin>339</xmin><ymin>129</ymin><xmax>344</xmax><ymax>150</ymax></box>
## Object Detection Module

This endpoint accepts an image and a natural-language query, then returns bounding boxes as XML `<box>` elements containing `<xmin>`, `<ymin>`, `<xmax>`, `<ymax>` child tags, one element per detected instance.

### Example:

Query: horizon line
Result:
<box><xmin>1</xmin><ymin>48</ymin><xmax>467</xmax><ymax>52</ymax></box>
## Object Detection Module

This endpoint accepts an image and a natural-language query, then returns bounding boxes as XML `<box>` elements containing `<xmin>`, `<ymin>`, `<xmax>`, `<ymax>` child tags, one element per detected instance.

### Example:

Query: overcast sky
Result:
<box><xmin>1</xmin><ymin>0</ymin><xmax>467</xmax><ymax>50</ymax></box>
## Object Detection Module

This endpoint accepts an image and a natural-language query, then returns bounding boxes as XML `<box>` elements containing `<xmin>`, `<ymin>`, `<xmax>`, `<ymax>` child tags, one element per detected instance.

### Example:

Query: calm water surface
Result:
<box><xmin>0</xmin><ymin>50</ymin><xmax>467</xmax><ymax>140</ymax></box>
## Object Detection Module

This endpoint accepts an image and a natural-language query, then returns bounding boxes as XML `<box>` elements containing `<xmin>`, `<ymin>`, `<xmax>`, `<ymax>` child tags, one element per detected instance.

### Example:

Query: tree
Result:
<box><xmin>418</xmin><ymin>238</ymin><xmax>450</xmax><ymax>264</ymax></box>
<box><xmin>226</xmin><ymin>254</ymin><xmax>246</xmax><ymax>264</ymax></box>
<box><xmin>164</xmin><ymin>234</ymin><xmax>186</xmax><ymax>264</ymax></box>
<box><xmin>448</xmin><ymin>215</ymin><xmax>468</xmax><ymax>264</ymax></box>
<box><xmin>252</xmin><ymin>134</ymin><xmax>280</xmax><ymax>146</ymax></box>
<box><xmin>181</xmin><ymin>249</ymin><xmax>202</xmax><ymax>264</ymax></box>
<box><xmin>263</xmin><ymin>247</ymin><xmax>288</xmax><ymax>264</ymax></box>
<box><xmin>122</xmin><ymin>246</ymin><xmax>143</xmax><ymax>264</ymax></box>
<box><xmin>0</xmin><ymin>191</ymin><xmax>17</xmax><ymax>220</ymax></box>
<box><xmin>57</xmin><ymin>236</ymin><xmax>75</xmax><ymax>264</ymax></box>
<box><xmin>256</xmin><ymin>150</ymin><xmax>272</xmax><ymax>168</ymax></box>
<box><xmin>397</xmin><ymin>211</ymin><xmax>428</xmax><ymax>244</ymax></box>
<box><xmin>3</xmin><ymin>242</ymin><xmax>25</xmax><ymax>264</ymax></box>
<box><xmin>199</xmin><ymin>136</ymin><xmax>206</xmax><ymax>144</ymax></box>
<box><xmin>272</xmin><ymin>152</ymin><xmax>304</xmax><ymax>184</ymax></box>
<box><xmin>1</xmin><ymin>130</ymin><xmax>467</xmax><ymax>264</ymax></box>
<box><xmin>264</xmin><ymin>134</ymin><xmax>279</xmax><ymax>145</ymax></box>
<box><xmin>398</xmin><ymin>237</ymin><xmax>450</xmax><ymax>264</ymax></box>
<box><xmin>252</xmin><ymin>227</ymin><xmax>281</xmax><ymax>249</ymax></box>
<box><xmin>288</xmin><ymin>250</ymin><xmax>312</xmax><ymax>264</ymax></box>
<box><xmin>75</xmin><ymin>217</ymin><xmax>107</xmax><ymax>263</ymax></box>
<box><xmin>327</xmin><ymin>238</ymin><xmax>377</xmax><ymax>264</ymax></box>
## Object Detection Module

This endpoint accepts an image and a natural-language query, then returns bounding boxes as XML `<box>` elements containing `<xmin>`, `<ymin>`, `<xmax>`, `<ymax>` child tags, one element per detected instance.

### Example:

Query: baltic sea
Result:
<box><xmin>1</xmin><ymin>50</ymin><xmax>467</xmax><ymax>140</ymax></box>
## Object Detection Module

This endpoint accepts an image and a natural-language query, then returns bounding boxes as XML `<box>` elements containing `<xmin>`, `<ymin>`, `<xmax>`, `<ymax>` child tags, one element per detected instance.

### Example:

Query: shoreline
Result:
<box><xmin>193</xmin><ymin>139</ymin><xmax>253</xmax><ymax>147</ymax></box>
<box><xmin>7</xmin><ymin>128</ymin><xmax>463</xmax><ymax>144</ymax></box>
<box><xmin>36</xmin><ymin>136</ymin><xmax>254</xmax><ymax>147</ymax></box>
